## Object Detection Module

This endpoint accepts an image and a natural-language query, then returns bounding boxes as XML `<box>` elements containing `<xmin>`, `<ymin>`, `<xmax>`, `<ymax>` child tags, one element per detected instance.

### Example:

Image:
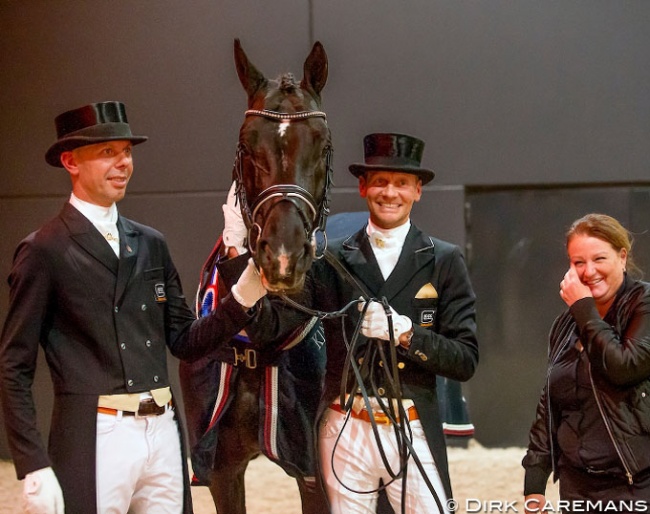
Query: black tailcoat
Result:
<box><xmin>0</xmin><ymin>203</ymin><xmax>253</xmax><ymax>513</ymax></box>
<box><xmin>251</xmin><ymin>223</ymin><xmax>479</xmax><ymax>503</ymax></box>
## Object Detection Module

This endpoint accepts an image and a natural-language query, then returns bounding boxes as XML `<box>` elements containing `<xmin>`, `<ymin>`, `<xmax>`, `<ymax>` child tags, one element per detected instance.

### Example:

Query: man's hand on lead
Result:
<box><xmin>359</xmin><ymin>299</ymin><xmax>413</xmax><ymax>346</ymax></box>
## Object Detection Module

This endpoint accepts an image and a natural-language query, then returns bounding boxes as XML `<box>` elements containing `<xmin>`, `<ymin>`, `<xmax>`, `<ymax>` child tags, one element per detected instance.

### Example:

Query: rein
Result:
<box><xmin>281</xmin><ymin>250</ymin><xmax>445</xmax><ymax>513</ymax></box>
<box><xmin>233</xmin><ymin>109</ymin><xmax>333</xmax><ymax>258</ymax></box>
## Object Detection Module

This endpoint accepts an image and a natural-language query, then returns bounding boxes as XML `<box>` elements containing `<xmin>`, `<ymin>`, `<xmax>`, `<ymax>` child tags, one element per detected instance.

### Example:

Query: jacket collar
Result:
<box><xmin>61</xmin><ymin>202</ymin><xmax>119</xmax><ymax>274</ymax></box>
<box><xmin>60</xmin><ymin>203</ymin><xmax>141</xmax><ymax>302</ymax></box>
<box><xmin>339</xmin><ymin>224</ymin><xmax>435</xmax><ymax>301</ymax></box>
<box><xmin>115</xmin><ymin>217</ymin><xmax>140</xmax><ymax>301</ymax></box>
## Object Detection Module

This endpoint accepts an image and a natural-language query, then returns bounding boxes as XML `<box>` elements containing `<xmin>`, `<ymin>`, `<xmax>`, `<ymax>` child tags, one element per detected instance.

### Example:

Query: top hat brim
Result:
<box><xmin>348</xmin><ymin>163</ymin><xmax>435</xmax><ymax>185</ymax></box>
<box><xmin>45</xmin><ymin>133</ymin><xmax>148</xmax><ymax>168</ymax></box>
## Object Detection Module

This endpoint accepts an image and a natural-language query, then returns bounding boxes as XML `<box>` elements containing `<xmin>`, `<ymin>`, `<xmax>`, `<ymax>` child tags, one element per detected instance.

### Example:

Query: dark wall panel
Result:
<box><xmin>3</xmin><ymin>1</ymin><xmax>649</xmax><ymax>197</ymax></box>
<box><xmin>1</xmin><ymin>0</ymin><xmax>314</xmax><ymax>197</ymax></box>
<box><xmin>315</xmin><ymin>0</ymin><xmax>650</xmax><ymax>187</ymax></box>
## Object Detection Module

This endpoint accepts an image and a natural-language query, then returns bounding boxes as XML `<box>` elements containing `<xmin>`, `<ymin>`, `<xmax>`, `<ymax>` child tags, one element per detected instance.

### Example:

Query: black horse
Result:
<box><xmin>233</xmin><ymin>39</ymin><xmax>332</xmax><ymax>293</ymax></box>
<box><xmin>179</xmin><ymin>39</ymin><xmax>331</xmax><ymax>514</ymax></box>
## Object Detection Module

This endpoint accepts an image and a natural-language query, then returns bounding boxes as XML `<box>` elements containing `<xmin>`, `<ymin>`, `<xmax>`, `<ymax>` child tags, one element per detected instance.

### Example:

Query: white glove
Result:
<box><xmin>359</xmin><ymin>300</ymin><xmax>412</xmax><ymax>345</ymax></box>
<box><xmin>23</xmin><ymin>467</ymin><xmax>64</xmax><ymax>514</ymax></box>
<box><xmin>222</xmin><ymin>181</ymin><xmax>248</xmax><ymax>255</ymax></box>
<box><xmin>231</xmin><ymin>258</ymin><xmax>267</xmax><ymax>308</ymax></box>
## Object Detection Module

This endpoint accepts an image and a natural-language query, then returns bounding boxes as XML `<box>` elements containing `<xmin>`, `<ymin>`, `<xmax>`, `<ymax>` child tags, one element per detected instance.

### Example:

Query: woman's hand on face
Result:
<box><xmin>559</xmin><ymin>264</ymin><xmax>592</xmax><ymax>307</ymax></box>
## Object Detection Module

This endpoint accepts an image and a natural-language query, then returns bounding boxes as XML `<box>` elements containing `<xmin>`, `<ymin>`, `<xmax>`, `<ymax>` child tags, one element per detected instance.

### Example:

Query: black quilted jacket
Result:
<box><xmin>523</xmin><ymin>275</ymin><xmax>650</xmax><ymax>494</ymax></box>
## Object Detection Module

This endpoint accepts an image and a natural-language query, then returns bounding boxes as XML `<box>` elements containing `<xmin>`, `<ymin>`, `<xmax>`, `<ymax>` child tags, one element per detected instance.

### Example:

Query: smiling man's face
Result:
<box><xmin>359</xmin><ymin>171</ymin><xmax>422</xmax><ymax>229</ymax></box>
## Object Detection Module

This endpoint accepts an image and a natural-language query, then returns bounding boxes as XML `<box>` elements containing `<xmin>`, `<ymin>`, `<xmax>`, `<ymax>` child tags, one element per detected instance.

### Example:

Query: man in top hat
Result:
<box><xmin>229</xmin><ymin>132</ymin><xmax>479</xmax><ymax>513</ymax></box>
<box><xmin>0</xmin><ymin>101</ymin><xmax>263</xmax><ymax>513</ymax></box>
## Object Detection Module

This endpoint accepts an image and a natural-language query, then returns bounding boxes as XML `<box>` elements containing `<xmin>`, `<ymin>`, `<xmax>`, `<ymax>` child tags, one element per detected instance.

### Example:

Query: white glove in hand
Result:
<box><xmin>23</xmin><ymin>467</ymin><xmax>64</xmax><ymax>514</ymax></box>
<box><xmin>231</xmin><ymin>258</ymin><xmax>267</xmax><ymax>308</ymax></box>
<box><xmin>222</xmin><ymin>181</ymin><xmax>248</xmax><ymax>255</ymax></box>
<box><xmin>360</xmin><ymin>300</ymin><xmax>412</xmax><ymax>345</ymax></box>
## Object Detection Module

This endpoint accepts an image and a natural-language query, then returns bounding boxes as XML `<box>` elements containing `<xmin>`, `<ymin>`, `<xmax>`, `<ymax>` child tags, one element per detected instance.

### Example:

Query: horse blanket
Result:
<box><xmin>179</xmin><ymin>238</ymin><xmax>326</xmax><ymax>485</ymax></box>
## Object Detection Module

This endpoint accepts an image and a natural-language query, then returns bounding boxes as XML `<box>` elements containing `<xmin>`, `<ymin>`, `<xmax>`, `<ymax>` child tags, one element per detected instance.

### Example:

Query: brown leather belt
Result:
<box><xmin>329</xmin><ymin>402</ymin><xmax>418</xmax><ymax>425</ymax></box>
<box><xmin>97</xmin><ymin>398</ymin><xmax>170</xmax><ymax>417</ymax></box>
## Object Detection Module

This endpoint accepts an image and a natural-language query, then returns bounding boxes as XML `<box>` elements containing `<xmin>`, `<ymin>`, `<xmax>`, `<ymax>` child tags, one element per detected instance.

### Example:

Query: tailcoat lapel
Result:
<box><xmin>339</xmin><ymin>225</ymin><xmax>435</xmax><ymax>301</ymax></box>
<box><xmin>115</xmin><ymin>217</ymin><xmax>139</xmax><ymax>303</ymax></box>
<box><xmin>380</xmin><ymin>226</ymin><xmax>435</xmax><ymax>301</ymax></box>
<box><xmin>339</xmin><ymin>229</ymin><xmax>384</xmax><ymax>298</ymax></box>
<box><xmin>60</xmin><ymin>203</ymin><xmax>118</xmax><ymax>275</ymax></box>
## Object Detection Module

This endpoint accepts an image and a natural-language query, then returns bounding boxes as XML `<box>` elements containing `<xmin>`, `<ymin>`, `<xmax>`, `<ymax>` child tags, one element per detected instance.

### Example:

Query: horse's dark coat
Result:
<box><xmin>179</xmin><ymin>39</ymin><xmax>332</xmax><ymax>514</ymax></box>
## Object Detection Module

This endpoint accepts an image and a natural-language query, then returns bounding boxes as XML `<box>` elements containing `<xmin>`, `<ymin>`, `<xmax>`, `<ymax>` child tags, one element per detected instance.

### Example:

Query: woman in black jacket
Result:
<box><xmin>523</xmin><ymin>213</ymin><xmax>650</xmax><ymax>514</ymax></box>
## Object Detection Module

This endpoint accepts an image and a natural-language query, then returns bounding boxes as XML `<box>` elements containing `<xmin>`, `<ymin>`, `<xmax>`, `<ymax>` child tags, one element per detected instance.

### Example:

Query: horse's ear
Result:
<box><xmin>301</xmin><ymin>41</ymin><xmax>328</xmax><ymax>97</ymax></box>
<box><xmin>234</xmin><ymin>38</ymin><xmax>267</xmax><ymax>99</ymax></box>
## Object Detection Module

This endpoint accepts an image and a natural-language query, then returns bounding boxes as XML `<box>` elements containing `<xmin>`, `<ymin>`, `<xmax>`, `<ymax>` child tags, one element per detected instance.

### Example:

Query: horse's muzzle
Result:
<box><xmin>259</xmin><ymin>269</ymin><xmax>307</xmax><ymax>295</ymax></box>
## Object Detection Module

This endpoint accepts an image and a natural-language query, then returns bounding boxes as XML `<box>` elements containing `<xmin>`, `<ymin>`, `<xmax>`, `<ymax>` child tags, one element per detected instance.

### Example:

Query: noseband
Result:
<box><xmin>233</xmin><ymin>109</ymin><xmax>333</xmax><ymax>258</ymax></box>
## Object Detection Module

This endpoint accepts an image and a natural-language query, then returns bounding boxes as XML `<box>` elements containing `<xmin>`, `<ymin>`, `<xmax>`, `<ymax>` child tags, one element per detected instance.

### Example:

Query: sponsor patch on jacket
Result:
<box><xmin>154</xmin><ymin>282</ymin><xmax>167</xmax><ymax>303</ymax></box>
<box><xmin>420</xmin><ymin>309</ymin><xmax>436</xmax><ymax>326</ymax></box>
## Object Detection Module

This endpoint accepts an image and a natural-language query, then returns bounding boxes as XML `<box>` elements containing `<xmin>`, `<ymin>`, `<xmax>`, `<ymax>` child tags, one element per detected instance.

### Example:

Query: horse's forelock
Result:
<box><xmin>278</xmin><ymin>73</ymin><xmax>298</xmax><ymax>92</ymax></box>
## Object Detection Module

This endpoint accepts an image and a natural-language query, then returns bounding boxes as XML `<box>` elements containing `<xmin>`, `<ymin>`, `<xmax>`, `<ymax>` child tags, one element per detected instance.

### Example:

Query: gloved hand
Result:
<box><xmin>222</xmin><ymin>181</ymin><xmax>248</xmax><ymax>256</ymax></box>
<box><xmin>231</xmin><ymin>258</ymin><xmax>267</xmax><ymax>308</ymax></box>
<box><xmin>23</xmin><ymin>467</ymin><xmax>65</xmax><ymax>514</ymax></box>
<box><xmin>359</xmin><ymin>300</ymin><xmax>412</xmax><ymax>345</ymax></box>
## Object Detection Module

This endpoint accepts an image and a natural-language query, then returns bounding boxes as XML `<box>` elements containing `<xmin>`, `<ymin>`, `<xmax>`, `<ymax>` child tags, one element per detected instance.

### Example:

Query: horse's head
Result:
<box><xmin>232</xmin><ymin>39</ymin><xmax>332</xmax><ymax>295</ymax></box>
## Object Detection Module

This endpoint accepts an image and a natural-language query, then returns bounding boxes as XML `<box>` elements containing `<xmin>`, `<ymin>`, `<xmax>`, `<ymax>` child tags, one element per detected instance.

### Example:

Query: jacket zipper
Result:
<box><xmin>587</xmin><ymin>361</ymin><xmax>634</xmax><ymax>485</ymax></box>
<box><xmin>546</xmin><ymin>326</ymin><xmax>574</xmax><ymax>479</ymax></box>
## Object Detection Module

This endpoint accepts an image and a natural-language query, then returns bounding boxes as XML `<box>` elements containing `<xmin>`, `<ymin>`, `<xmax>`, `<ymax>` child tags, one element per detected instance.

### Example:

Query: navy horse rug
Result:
<box><xmin>179</xmin><ymin>237</ymin><xmax>326</xmax><ymax>487</ymax></box>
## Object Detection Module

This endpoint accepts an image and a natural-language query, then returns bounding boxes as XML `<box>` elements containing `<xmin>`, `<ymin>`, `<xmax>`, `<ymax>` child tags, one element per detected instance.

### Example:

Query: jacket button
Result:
<box><xmin>642</xmin><ymin>392</ymin><xmax>647</xmax><ymax>398</ymax></box>
<box><xmin>415</xmin><ymin>350</ymin><xmax>428</xmax><ymax>362</ymax></box>
<box><xmin>141</xmin><ymin>304</ymin><xmax>147</xmax><ymax>311</ymax></box>
<box><xmin>377</xmin><ymin>387</ymin><xmax>385</xmax><ymax>396</ymax></box>
<box><xmin>114</xmin><ymin>306</ymin><xmax>119</xmax><ymax>313</ymax></box>
<box><xmin>398</xmin><ymin>362</ymin><xmax>405</xmax><ymax>369</ymax></box>
<box><xmin>127</xmin><ymin>379</ymin><xmax>134</xmax><ymax>386</ymax></box>
<box><xmin>145</xmin><ymin>340</ymin><xmax>152</xmax><ymax>347</ymax></box>
<box><xmin>120</xmin><ymin>343</ymin><xmax>126</xmax><ymax>350</ymax></box>
<box><xmin>153</xmin><ymin>375</ymin><xmax>159</xmax><ymax>382</ymax></box>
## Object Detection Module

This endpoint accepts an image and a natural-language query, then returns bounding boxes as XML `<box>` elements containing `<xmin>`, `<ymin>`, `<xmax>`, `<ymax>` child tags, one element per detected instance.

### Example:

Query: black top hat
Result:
<box><xmin>348</xmin><ymin>133</ymin><xmax>435</xmax><ymax>185</ymax></box>
<box><xmin>45</xmin><ymin>101</ymin><xmax>148</xmax><ymax>167</ymax></box>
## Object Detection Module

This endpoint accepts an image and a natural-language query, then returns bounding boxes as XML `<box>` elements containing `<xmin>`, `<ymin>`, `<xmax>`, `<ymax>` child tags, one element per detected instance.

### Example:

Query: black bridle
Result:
<box><xmin>233</xmin><ymin>109</ymin><xmax>333</xmax><ymax>258</ymax></box>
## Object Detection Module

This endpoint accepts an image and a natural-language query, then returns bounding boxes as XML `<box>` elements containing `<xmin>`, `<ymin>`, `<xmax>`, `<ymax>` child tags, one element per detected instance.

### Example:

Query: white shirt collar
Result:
<box><xmin>69</xmin><ymin>193</ymin><xmax>118</xmax><ymax>225</ymax></box>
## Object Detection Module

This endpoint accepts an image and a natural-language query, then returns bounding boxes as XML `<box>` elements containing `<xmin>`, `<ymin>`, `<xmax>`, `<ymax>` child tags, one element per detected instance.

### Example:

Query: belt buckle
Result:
<box><xmin>372</xmin><ymin>411</ymin><xmax>393</xmax><ymax>425</ymax></box>
<box><xmin>135</xmin><ymin>398</ymin><xmax>165</xmax><ymax>419</ymax></box>
<box><xmin>233</xmin><ymin>347</ymin><xmax>257</xmax><ymax>369</ymax></box>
